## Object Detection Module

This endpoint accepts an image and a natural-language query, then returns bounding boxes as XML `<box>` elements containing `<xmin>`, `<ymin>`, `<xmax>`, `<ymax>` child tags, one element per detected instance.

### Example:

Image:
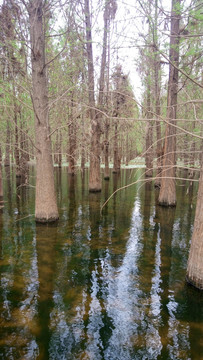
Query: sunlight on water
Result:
<box><xmin>0</xmin><ymin>168</ymin><xmax>203</xmax><ymax>359</ymax></box>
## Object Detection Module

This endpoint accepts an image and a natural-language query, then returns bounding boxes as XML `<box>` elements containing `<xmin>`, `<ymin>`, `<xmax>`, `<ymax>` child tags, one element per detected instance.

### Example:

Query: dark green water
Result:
<box><xmin>0</xmin><ymin>167</ymin><xmax>203</xmax><ymax>360</ymax></box>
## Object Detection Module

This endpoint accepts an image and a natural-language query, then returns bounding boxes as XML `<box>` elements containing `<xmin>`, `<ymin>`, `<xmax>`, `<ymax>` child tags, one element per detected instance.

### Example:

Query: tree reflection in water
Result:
<box><xmin>0</xmin><ymin>168</ymin><xmax>203</xmax><ymax>360</ymax></box>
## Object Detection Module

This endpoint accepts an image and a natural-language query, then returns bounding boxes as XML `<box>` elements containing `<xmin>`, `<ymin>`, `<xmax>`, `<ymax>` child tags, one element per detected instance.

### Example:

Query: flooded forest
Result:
<box><xmin>0</xmin><ymin>0</ymin><xmax>203</xmax><ymax>359</ymax></box>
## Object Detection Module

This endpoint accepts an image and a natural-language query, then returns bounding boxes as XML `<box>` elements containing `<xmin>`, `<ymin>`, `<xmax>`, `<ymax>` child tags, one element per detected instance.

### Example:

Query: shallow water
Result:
<box><xmin>0</xmin><ymin>167</ymin><xmax>203</xmax><ymax>360</ymax></box>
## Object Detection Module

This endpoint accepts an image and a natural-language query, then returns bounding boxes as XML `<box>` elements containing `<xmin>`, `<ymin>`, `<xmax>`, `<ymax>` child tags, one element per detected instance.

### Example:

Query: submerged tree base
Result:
<box><xmin>89</xmin><ymin>187</ymin><xmax>102</xmax><ymax>193</ymax></box>
<box><xmin>158</xmin><ymin>200</ymin><xmax>176</xmax><ymax>207</ymax></box>
<box><xmin>154</xmin><ymin>180</ymin><xmax>161</xmax><ymax>188</ymax></box>
<box><xmin>112</xmin><ymin>170</ymin><xmax>119</xmax><ymax>174</ymax></box>
<box><xmin>35</xmin><ymin>213</ymin><xmax>59</xmax><ymax>223</ymax></box>
<box><xmin>186</xmin><ymin>275</ymin><xmax>203</xmax><ymax>291</ymax></box>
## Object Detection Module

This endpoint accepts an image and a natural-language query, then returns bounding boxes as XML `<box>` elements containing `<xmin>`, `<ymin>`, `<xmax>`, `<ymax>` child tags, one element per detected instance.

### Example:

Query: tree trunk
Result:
<box><xmin>81</xmin><ymin>149</ymin><xmax>85</xmax><ymax>173</ymax></box>
<box><xmin>99</xmin><ymin>1</ymin><xmax>111</xmax><ymax>181</ymax></box>
<box><xmin>55</xmin><ymin>129</ymin><xmax>62</xmax><ymax>167</ymax></box>
<box><xmin>158</xmin><ymin>0</ymin><xmax>180</xmax><ymax>206</ymax></box>
<box><xmin>54</xmin><ymin>132</ymin><xmax>58</xmax><ymax>165</ymax></box>
<box><xmin>145</xmin><ymin>122</ymin><xmax>153</xmax><ymax>177</ymax></box>
<box><xmin>154</xmin><ymin>58</ymin><xmax>162</xmax><ymax>186</ymax></box>
<box><xmin>186</xmin><ymin>151</ymin><xmax>203</xmax><ymax>289</ymax></box>
<box><xmin>183</xmin><ymin>134</ymin><xmax>189</xmax><ymax>170</ymax></box>
<box><xmin>125</xmin><ymin>133</ymin><xmax>129</xmax><ymax>166</ymax></box>
<box><xmin>20</xmin><ymin>113</ymin><xmax>29</xmax><ymax>183</ymax></box>
<box><xmin>14</xmin><ymin>113</ymin><xmax>20</xmax><ymax>176</ymax></box>
<box><xmin>68</xmin><ymin>122</ymin><xmax>76</xmax><ymax>175</ymax></box>
<box><xmin>145</xmin><ymin>76</ymin><xmax>153</xmax><ymax>177</ymax></box>
<box><xmin>68</xmin><ymin>93</ymin><xmax>76</xmax><ymax>175</ymax></box>
<box><xmin>89</xmin><ymin>125</ymin><xmax>101</xmax><ymax>191</ymax></box>
<box><xmin>81</xmin><ymin>111</ymin><xmax>85</xmax><ymax>173</ymax></box>
<box><xmin>80</xmin><ymin>66</ymin><xmax>86</xmax><ymax>174</ymax></box>
<box><xmin>0</xmin><ymin>156</ymin><xmax>3</xmax><ymax>199</ymax></box>
<box><xmin>152</xmin><ymin>0</ymin><xmax>162</xmax><ymax>187</ymax></box>
<box><xmin>188</xmin><ymin>120</ymin><xmax>196</xmax><ymax>180</ymax></box>
<box><xmin>28</xmin><ymin>0</ymin><xmax>59</xmax><ymax>222</ymax></box>
<box><xmin>145</xmin><ymin>71</ymin><xmax>153</xmax><ymax>177</ymax></box>
<box><xmin>113</xmin><ymin>122</ymin><xmax>119</xmax><ymax>173</ymax></box>
<box><xmin>13</xmin><ymin>85</ymin><xmax>21</xmax><ymax>177</ymax></box>
<box><xmin>58</xmin><ymin>130</ymin><xmax>62</xmax><ymax>168</ymax></box>
<box><xmin>4</xmin><ymin>119</ymin><xmax>10</xmax><ymax>166</ymax></box>
<box><xmin>104</xmin><ymin>120</ymin><xmax>110</xmax><ymax>179</ymax></box>
<box><xmin>84</xmin><ymin>0</ymin><xmax>101</xmax><ymax>192</ymax></box>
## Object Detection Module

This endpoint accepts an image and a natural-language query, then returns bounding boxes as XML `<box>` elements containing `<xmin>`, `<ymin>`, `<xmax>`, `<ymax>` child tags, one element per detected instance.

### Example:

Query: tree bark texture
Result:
<box><xmin>158</xmin><ymin>0</ymin><xmax>180</xmax><ymax>206</ymax></box>
<box><xmin>28</xmin><ymin>0</ymin><xmax>59</xmax><ymax>222</ymax></box>
<box><xmin>186</xmin><ymin>153</ymin><xmax>203</xmax><ymax>289</ymax></box>
<box><xmin>85</xmin><ymin>0</ymin><xmax>101</xmax><ymax>192</ymax></box>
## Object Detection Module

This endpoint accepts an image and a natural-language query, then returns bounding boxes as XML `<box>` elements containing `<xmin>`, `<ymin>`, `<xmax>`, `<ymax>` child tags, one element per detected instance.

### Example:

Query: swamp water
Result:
<box><xmin>0</xmin><ymin>167</ymin><xmax>203</xmax><ymax>360</ymax></box>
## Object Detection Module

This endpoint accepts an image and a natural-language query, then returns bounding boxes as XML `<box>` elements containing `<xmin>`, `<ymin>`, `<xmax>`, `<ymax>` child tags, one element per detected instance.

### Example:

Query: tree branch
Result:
<box><xmin>157</xmin><ymin>46</ymin><xmax>203</xmax><ymax>89</ymax></box>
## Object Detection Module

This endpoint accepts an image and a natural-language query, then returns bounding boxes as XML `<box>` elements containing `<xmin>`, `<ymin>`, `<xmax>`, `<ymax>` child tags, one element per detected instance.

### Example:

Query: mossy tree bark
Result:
<box><xmin>28</xmin><ymin>0</ymin><xmax>59</xmax><ymax>222</ymax></box>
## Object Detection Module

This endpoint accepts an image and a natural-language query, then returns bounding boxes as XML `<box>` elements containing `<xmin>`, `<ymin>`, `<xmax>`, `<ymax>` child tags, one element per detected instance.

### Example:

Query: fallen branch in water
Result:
<box><xmin>100</xmin><ymin>175</ymin><xmax>199</xmax><ymax>214</ymax></box>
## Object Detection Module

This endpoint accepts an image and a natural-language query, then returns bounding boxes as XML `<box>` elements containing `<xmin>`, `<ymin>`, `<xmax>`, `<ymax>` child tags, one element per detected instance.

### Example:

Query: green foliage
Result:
<box><xmin>0</xmin><ymin>0</ymin><xmax>202</xmax><ymax>168</ymax></box>
<box><xmin>173</xmin><ymin>1</ymin><xmax>184</xmax><ymax>15</ymax></box>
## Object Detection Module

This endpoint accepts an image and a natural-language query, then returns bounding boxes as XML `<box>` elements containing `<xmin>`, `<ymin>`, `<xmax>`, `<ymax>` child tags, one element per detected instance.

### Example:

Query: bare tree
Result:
<box><xmin>158</xmin><ymin>0</ymin><xmax>181</xmax><ymax>206</ymax></box>
<box><xmin>84</xmin><ymin>0</ymin><xmax>101</xmax><ymax>192</ymax></box>
<box><xmin>28</xmin><ymin>0</ymin><xmax>59</xmax><ymax>222</ymax></box>
<box><xmin>99</xmin><ymin>0</ymin><xmax>117</xmax><ymax>180</ymax></box>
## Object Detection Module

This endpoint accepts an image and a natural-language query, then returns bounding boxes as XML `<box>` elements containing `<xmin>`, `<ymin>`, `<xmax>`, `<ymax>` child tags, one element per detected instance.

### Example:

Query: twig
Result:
<box><xmin>100</xmin><ymin>175</ymin><xmax>199</xmax><ymax>214</ymax></box>
<box><xmin>15</xmin><ymin>214</ymin><xmax>34</xmax><ymax>222</ymax></box>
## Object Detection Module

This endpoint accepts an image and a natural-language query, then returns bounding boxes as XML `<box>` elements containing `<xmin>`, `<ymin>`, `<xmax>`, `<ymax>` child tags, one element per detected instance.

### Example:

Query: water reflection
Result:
<box><xmin>0</xmin><ymin>202</ymin><xmax>38</xmax><ymax>358</ymax></box>
<box><xmin>0</xmin><ymin>168</ymin><xmax>202</xmax><ymax>359</ymax></box>
<box><xmin>35</xmin><ymin>225</ymin><xmax>58</xmax><ymax>359</ymax></box>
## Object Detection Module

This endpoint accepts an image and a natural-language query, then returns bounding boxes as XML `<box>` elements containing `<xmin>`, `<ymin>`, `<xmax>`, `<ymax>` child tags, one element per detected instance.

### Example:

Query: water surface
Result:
<box><xmin>0</xmin><ymin>167</ymin><xmax>203</xmax><ymax>360</ymax></box>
